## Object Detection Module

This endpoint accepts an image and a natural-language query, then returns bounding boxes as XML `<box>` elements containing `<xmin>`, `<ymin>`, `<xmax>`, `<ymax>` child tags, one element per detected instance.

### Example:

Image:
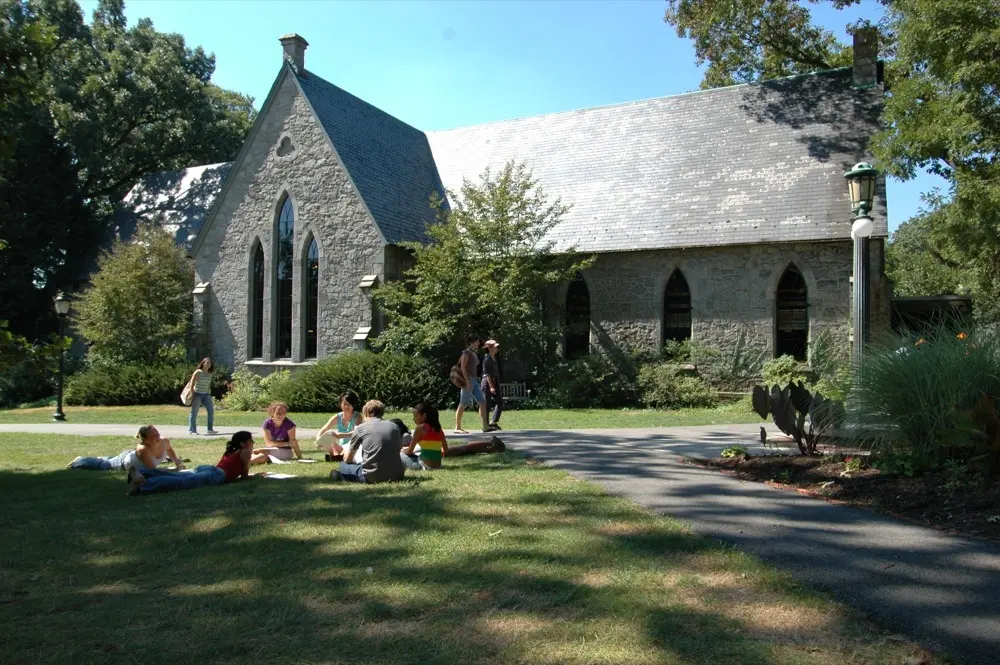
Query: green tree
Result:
<box><xmin>885</xmin><ymin>208</ymin><xmax>970</xmax><ymax>297</ymax></box>
<box><xmin>74</xmin><ymin>223</ymin><xmax>193</xmax><ymax>365</ymax></box>
<box><xmin>0</xmin><ymin>0</ymin><xmax>255</xmax><ymax>341</ymax></box>
<box><xmin>374</xmin><ymin>161</ymin><xmax>594</xmax><ymax>368</ymax></box>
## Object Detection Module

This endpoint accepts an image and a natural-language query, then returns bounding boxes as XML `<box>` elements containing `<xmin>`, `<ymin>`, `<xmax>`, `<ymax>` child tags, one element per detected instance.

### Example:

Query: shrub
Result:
<box><xmin>853</xmin><ymin>324</ymin><xmax>1000</xmax><ymax>473</ymax></box>
<box><xmin>809</xmin><ymin>329</ymin><xmax>852</xmax><ymax>402</ymax></box>
<box><xmin>760</xmin><ymin>355</ymin><xmax>809</xmax><ymax>389</ymax></box>
<box><xmin>638</xmin><ymin>362</ymin><xmax>717</xmax><ymax>409</ymax></box>
<box><xmin>220</xmin><ymin>367</ymin><xmax>266</xmax><ymax>411</ymax></box>
<box><xmin>66</xmin><ymin>363</ymin><xmax>229</xmax><ymax>406</ymax></box>
<box><xmin>691</xmin><ymin>327</ymin><xmax>767</xmax><ymax>391</ymax></box>
<box><xmin>272</xmin><ymin>351</ymin><xmax>451</xmax><ymax>412</ymax></box>
<box><xmin>534</xmin><ymin>355</ymin><xmax>638</xmax><ymax>408</ymax></box>
<box><xmin>0</xmin><ymin>336</ymin><xmax>78</xmax><ymax>408</ymax></box>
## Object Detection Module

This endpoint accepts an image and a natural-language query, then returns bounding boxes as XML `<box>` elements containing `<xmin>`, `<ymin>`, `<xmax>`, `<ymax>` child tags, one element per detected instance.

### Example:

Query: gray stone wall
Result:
<box><xmin>550</xmin><ymin>240</ymin><xmax>887</xmax><ymax>363</ymax></box>
<box><xmin>194</xmin><ymin>72</ymin><xmax>385</xmax><ymax>372</ymax></box>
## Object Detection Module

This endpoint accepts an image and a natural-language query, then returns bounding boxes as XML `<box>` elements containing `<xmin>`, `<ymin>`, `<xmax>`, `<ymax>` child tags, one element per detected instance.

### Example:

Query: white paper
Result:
<box><xmin>263</xmin><ymin>473</ymin><xmax>297</xmax><ymax>480</ymax></box>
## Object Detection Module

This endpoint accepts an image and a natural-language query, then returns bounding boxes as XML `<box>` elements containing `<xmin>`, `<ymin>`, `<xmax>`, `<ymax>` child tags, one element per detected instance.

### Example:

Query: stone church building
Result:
<box><xmin>122</xmin><ymin>32</ymin><xmax>889</xmax><ymax>376</ymax></box>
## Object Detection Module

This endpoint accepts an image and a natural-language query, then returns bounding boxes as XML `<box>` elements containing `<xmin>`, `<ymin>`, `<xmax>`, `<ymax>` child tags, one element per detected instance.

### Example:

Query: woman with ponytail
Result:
<box><xmin>127</xmin><ymin>431</ymin><xmax>258</xmax><ymax>496</ymax></box>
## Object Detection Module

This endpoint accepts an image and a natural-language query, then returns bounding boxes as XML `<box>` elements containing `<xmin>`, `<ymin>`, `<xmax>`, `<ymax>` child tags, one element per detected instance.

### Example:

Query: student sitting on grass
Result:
<box><xmin>330</xmin><ymin>400</ymin><xmax>405</xmax><ymax>484</ymax></box>
<box><xmin>315</xmin><ymin>391</ymin><xmax>363</xmax><ymax>461</ymax></box>
<box><xmin>400</xmin><ymin>403</ymin><xmax>505</xmax><ymax>471</ymax></box>
<box><xmin>68</xmin><ymin>425</ymin><xmax>185</xmax><ymax>472</ymax></box>
<box><xmin>400</xmin><ymin>403</ymin><xmax>448</xmax><ymax>470</ymax></box>
<box><xmin>251</xmin><ymin>401</ymin><xmax>303</xmax><ymax>465</ymax></box>
<box><xmin>127</xmin><ymin>431</ymin><xmax>257</xmax><ymax>496</ymax></box>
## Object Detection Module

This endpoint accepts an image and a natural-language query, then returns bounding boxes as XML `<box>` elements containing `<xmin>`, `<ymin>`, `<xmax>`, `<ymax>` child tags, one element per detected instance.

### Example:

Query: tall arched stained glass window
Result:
<box><xmin>250</xmin><ymin>241</ymin><xmax>265</xmax><ymax>359</ymax></box>
<box><xmin>775</xmin><ymin>265</ymin><xmax>808</xmax><ymax>361</ymax></box>
<box><xmin>275</xmin><ymin>195</ymin><xmax>294</xmax><ymax>358</ymax></box>
<box><xmin>663</xmin><ymin>269</ymin><xmax>692</xmax><ymax>344</ymax></box>
<box><xmin>304</xmin><ymin>236</ymin><xmax>319</xmax><ymax>358</ymax></box>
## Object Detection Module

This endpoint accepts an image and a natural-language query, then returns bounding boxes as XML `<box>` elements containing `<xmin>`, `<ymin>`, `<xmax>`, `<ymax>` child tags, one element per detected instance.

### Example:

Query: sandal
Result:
<box><xmin>454</xmin><ymin>429</ymin><xmax>468</xmax><ymax>434</ymax></box>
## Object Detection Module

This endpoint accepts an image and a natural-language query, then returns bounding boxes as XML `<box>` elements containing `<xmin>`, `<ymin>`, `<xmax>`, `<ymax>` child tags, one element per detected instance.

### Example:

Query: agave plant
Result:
<box><xmin>751</xmin><ymin>381</ymin><xmax>845</xmax><ymax>455</ymax></box>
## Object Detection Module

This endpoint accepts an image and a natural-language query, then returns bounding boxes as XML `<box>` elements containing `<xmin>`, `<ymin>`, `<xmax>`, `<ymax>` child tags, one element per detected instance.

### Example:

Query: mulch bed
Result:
<box><xmin>696</xmin><ymin>453</ymin><xmax>1000</xmax><ymax>543</ymax></box>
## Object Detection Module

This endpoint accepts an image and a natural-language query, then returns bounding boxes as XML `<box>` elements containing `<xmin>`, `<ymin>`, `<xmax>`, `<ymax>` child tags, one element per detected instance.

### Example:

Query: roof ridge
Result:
<box><xmin>427</xmin><ymin>67</ymin><xmax>853</xmax><ymax>134</ymax></box>
<box><xmin>296</xmin><ymin>69</ymin><xmax>426</xmax><ymax>137</ymax></box>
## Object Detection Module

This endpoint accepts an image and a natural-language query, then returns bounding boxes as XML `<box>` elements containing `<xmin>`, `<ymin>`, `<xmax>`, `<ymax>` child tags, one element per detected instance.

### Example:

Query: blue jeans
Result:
<box><xmin>338</xmin><ymin>462</ymin><xmax>367</xmax><ymax>483</ymax></box>
<box><xmin>139</xmin><ymin>465</ymin><xmax>225</xmax><ymax>494</ymax></box>
<box><xmin>459</xmin><ymin>382</ymin><xmax>485</xmax><ymax>408</ymax></box>
<box><xmin>189</xmin><ymin>392</ymin><xmax>214</xmax><ymax>432</ymax></box>
<box><xmin>70</xmin><ymin>449</ymin><xmax>136</xmax><ymax>471</ymax></box>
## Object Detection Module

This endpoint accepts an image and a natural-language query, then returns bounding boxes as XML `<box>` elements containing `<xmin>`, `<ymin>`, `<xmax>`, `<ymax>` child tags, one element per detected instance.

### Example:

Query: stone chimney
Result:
<box><xmin>852</xmin><ymin>27</ymin><xmax>878</xmax><ymax>88</ymax></box>
<box><xmin>279</xmin><ymin>33</ymin><xmax>308</xmax><ymax>75</ymax></box>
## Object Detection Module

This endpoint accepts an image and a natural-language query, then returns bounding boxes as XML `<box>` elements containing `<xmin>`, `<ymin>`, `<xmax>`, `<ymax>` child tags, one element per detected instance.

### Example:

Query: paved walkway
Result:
<box><xmin>3</xmin><ymin>421</ymin><xmax>999</xmax><ymax>664</ymax></box>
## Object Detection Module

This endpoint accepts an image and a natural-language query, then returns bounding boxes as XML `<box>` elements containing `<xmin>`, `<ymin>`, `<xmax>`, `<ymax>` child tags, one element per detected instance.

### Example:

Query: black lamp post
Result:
<box><xmin>843</xmin><ymin>162</ymin><xmax>878</xmax><ymax>371</ymax></box>
<box><xmin>52</xmin><ymin>292</ymin><xmax>70</xmax><ymax>422</ymax></box>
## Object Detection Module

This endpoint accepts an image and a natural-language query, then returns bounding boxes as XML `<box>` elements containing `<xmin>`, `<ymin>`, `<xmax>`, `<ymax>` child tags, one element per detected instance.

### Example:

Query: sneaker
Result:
<box><xmin>324</xmin><ymin>453</ymin><xmax>344</xmax><ymax>463</ymax></box>
<box><xmin>126</xmin><ymin>475</ymin><xmax>144</xmax><ymax>496</ymax></box>
<box><xmin>189</xmin><ymin>430</ymin><xmax>197</xmax><ymax>435</ymax></box>
<box><xmin>67</xmin><ymin>456</ymin><xmax>83</xmax><ymax>469</ymax></box>
<box><xmin>490</xmin><ymin>423</ymin><xmax>502</xmax><ymax>431</ymax></box>
<box><xmin>488</xmin><ymin>436</ymin><xmax>506</xmax><ymax>452</ymax></box>
<box><xmin>329</xmin><ymin>469</ymin><xmax>343</xmax><ymax>482</ymax></box>
<box><xmin>206</xmin><ymin>430</ymin><xmax>220</xmax><ymax>436</ymax></box>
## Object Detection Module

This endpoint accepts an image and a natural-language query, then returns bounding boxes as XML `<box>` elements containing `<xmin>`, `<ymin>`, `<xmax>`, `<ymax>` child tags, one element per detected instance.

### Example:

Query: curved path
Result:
<box><xmin>3</xmin><ymin>421</ymin><xmax>999</xmax><ymax>664</ymax></box>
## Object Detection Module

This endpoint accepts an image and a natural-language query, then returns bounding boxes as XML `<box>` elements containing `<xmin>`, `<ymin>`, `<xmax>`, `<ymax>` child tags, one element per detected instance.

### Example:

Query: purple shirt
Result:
<box><xmin>263</xmin><ymin>417</ymin><xmax>296</xmax><ymax>443</ymax></box>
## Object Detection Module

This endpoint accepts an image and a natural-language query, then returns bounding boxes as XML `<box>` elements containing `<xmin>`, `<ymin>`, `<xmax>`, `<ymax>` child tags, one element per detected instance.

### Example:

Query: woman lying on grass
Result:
<box><xmin>251</xmin><ymin>401</ymin><xmax>303</xmax><ymax>465</ymax></box>
<box><xmin>68</xmin><ymin>425</ymin><xmax>184</xmax><ymax>473</ymax></box>
<box><xmin>400</xmin><ymin>403</ymin><xmax>505</xmax><ymax>471</ymax></box>
<box><xmin>127</xmin><ymin>431</ymin><xmax>258</xmax><ymax>496</ymax></box>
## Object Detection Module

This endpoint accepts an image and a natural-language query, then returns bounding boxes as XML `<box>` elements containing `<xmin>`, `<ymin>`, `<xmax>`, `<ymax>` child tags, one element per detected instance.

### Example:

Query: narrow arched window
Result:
<box><xmin>663</xmin><ymin>269</ymin><xmax>692</xmax><ymax>344</ymax></box>
<box><xmin>250</xmin><ymin>242</ymin><xmax>265</xmax><ymax>359</ymax></box>
<box><xmin>275</xmin><ymin>195</ymin><xmax>294</xmax><ymax>358</ymax></box>
<box><xmin>565</xmin><ymin>274</ymin><xmax>590</xmax><ymax>360</ymax></box>
<box><xmin>775</xmin><ymin>265</ymin><xmax>808</xmax><ymax>360</ymax></box>
<box><xmin>304</xmin><ymin>236</ymin><xmax>319</xmax><ymax>359</ymax></box>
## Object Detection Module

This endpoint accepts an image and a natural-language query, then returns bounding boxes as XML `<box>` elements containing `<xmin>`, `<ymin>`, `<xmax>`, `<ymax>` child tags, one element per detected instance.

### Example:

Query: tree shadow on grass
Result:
<box><xmin>0</xmin><ymin>456</ymin><xmax>909</xmax><ymax>665</ymax></box>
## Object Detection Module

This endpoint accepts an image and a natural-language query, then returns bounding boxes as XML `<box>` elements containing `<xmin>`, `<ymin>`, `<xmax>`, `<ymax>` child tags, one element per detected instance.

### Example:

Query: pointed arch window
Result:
<box><xmin>565</xmin><ymin>274</ymin><xmax>591</xmax><ymax>360</ymax></box>
<box><xmin>250</xmin><ymin>242</ymin><xmax>265</xmax><ymax>359</ymax></box>
<box><xmin>663</xmin><ymin>269</ymin><xmax>692</xmax><ymax>344</ymax></box>
<box><xmin>304</xmin><ymin>236</ymin><xmax>319</xmax><ymax>359</ymax></box>
<box><xmin>775</xmin><ymin>265</ymin><xmax>808</xmax><ymax>361</ymax></box>
<box><xmin>275</xmin><ymin>195</ymin><xmax>294</xmax><ymax>358</ymax></box>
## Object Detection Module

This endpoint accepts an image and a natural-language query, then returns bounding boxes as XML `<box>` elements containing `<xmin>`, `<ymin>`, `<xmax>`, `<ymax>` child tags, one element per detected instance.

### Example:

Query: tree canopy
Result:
<box><xmin>0</xmin><ymin>0</ymin><xmax>255</xmax><ymax>341</ymax></box>
<box><xmin>74</xmin><ymin>223</ymin><xmax>194</xmax><ymax>365</ymax></box>
<box><xmin>664</xmin><ymin>0</ymin><xmax>1000</xmax><ymax>320</ymax></box>
<box><xmin>374</xmin><ymin>161</ymin><xmax>594</xmax><ymax>369</ymax></box>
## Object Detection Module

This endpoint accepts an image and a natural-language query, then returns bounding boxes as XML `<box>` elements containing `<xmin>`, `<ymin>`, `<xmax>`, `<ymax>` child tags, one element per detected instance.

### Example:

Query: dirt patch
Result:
<box><xmin>697</xmin><ymin>454</ymin><xmax>1000</xmax><ymax>542</ymax></box>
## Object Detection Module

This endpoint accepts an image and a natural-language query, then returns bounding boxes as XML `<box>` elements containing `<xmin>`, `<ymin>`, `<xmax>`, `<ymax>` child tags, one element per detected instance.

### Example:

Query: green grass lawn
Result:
<box><xmin>0</xmin><ymin>433</ymin><xmax>935</xmax><ymax>665</ymax></box>
<box><xmin>0</xmin><ymin>403</ymin><xmax>757</xmax><ymax>429</ymax></box>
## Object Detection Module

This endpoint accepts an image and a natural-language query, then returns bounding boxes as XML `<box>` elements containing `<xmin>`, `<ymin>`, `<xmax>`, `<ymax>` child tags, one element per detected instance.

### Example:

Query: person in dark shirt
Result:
<box><xmin>480</xmin><ymin>339</ymin><xmax>503</xmax><ymax>431</ymax></box>
<box><xmin>330</xmin><ymin>400</ymin><xmax>406</xmax><ymax>484</ymax></box>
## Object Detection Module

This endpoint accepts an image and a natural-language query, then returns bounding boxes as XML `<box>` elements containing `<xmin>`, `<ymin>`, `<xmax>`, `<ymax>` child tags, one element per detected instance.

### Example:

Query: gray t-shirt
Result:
<box><xmin>462</xmin><ymin>348</ymin><xmax>480</xmax><ymax>380</ymax></box>
<box><xmin>347</xmin><ymin>417</ymin><xmax>405</xmax><ymax>483</ymax></box>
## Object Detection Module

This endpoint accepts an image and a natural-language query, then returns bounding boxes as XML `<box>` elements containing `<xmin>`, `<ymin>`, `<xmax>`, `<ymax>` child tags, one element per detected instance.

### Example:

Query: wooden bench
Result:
<box><xmin>500</xmin><ymin>382</ymin><xmax>529</xmax><ymax>401</ymax></box>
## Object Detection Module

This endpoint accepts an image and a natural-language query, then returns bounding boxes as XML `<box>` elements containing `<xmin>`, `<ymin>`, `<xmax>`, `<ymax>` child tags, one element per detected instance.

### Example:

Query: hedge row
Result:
<box><xmin>65</xmin><ymin>363</ymin><xmax>229</xmax><ymax>406</ymax></box>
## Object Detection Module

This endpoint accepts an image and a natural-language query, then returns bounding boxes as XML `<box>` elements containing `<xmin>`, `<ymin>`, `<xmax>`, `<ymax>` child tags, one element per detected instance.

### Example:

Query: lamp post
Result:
<box><xmin>843</xmin><ymin>162</ymin><xmax>878</xmax><ymax>372</ymax></box>
<box><xmin>52</xmin><ymin>292</ymin><xmax>70</xmax><ymax>422</ymax></box>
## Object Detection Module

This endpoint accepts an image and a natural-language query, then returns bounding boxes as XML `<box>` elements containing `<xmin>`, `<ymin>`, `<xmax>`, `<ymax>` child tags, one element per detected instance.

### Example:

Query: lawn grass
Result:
<box><xmin>0</xmin><ymin>402</ymin><xmax>757</xmax><ymax>429</ymax></box>
<box><xmin>0</xmin><ymin>433</ymin><xmax>936</xmax><ymax>665</ymax></box>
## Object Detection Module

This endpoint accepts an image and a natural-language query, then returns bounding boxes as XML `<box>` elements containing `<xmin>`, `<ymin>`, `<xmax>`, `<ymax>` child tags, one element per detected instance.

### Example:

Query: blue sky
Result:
<box><xmin>81</xmin><ymin>0</ymin><xmax>944</xmax><ymax>232</ymax></box>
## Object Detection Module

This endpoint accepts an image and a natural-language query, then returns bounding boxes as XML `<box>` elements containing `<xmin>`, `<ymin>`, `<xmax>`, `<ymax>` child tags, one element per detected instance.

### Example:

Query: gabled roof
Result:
<box><xmin>295</xmin><ymin>71</ymin><xmax>445</xmax><ymax>244</ymax></box>
<box><xmin>115</xmin><ymin>162</ymin><xmax>232</xmax><ymax>250</ymax></box>
<box><xmin>124</xmin><ymin>66</ymin><xmax>886</xmax><ymax>257</ymax></box>
<box><xmin>425</xmin><ymin>68</ymin><xmax>887</xmax><ymax>253</ymax></box>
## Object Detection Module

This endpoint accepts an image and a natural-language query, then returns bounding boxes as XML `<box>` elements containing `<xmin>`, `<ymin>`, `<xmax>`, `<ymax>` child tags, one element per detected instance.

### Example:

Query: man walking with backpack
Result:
<box><xmin>451</xmin><ymin>334</ymin><xmax>489</xmax><ymax>434</ymax></box>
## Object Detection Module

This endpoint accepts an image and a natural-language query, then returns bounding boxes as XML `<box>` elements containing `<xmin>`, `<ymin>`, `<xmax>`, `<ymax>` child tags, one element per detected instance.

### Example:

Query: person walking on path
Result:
<box><xmin>453</xmin><ymin>334</ymin><xmax>488</xmax><ymax>434</ymax></box>
<box><xmin>481</xmin><ymin>339</ymin><xmax>503</xmax><ymax>431</ymax></box>
<box><xmin>187</xmin><ymin>358</ymin><xmax>218</xmax><ymax>435</ymax></box>
<box><xmin>331</xmin><ymin>400</ymin><xmax>405</xmax><ymax>484</ymax></box>
<box><xmin>68</xmin><ymin>425</ymin><xmax>185</xmax><ymax>472</ymax></box>
<box><xmin>127</xmin><ymin>431</ymin><xmax>258</xmax><ymax>496</ymax></box>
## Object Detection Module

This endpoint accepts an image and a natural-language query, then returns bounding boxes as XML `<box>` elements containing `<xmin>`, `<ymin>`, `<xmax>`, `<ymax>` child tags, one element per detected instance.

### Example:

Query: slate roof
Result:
<box><xmin>425</xmin><ymin>68</ymin><xmax>887</xmax><ymax>253</ymax></box>
<box><xmin>295</xmin><ymin>71</ymin><xmax>445</xmax><ymax>244</ymax></box>
<box><xmin>122</xmin><ymin>66</ymin><xmax>886</xmax><ymax>255</ymax></box>
<box><xmin>116</xmin><ymin>162</ymin><xmax>232</xmax><ymax>251</ymax></box>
